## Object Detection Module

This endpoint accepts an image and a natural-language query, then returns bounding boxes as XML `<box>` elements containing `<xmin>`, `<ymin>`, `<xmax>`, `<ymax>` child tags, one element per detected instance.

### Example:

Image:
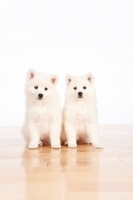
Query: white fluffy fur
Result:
<box><xmin>61</xmin><ymin>73</ymin><xmax>103</xmax><ymax>148</ymax></box>
<box><xmin>22</xmin><ymin>68</ymin><xmax>61</xmax><ymax>149</ymax></box>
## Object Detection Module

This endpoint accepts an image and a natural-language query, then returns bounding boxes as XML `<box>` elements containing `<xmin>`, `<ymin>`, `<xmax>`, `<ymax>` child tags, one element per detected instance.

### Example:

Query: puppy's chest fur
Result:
<box><xmin>29</xmin><ymin>105</ymin><xmax>52</xmax><ymax>124</ymax></box>
<box><xmin>66</xmin><ymin>102</ymin><xmax>94</xmax><ymax>125</ymax></box>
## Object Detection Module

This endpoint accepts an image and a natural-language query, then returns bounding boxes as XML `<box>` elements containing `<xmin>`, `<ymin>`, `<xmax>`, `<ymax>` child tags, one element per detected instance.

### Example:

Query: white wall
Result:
<box><xmin>0</xmin><ymin>0</ymin><xmax>133</xmax><ymax>126</ymax></box>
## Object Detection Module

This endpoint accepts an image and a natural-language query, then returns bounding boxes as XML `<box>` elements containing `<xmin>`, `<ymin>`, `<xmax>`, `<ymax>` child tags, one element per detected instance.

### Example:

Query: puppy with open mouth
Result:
<box><xmin>61</xmin><ymin>73</ymin><xmax>103</xmax><ymax>148</ymax></box>
<box><xmin>22</xmin><ymin>68</ymin><xmax>61</xmax><ymax>149</ymax></box>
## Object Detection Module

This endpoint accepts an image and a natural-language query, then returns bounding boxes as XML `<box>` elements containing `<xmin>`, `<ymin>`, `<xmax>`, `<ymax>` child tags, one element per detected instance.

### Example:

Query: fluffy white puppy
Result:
<box><xmin>62</xmin><ymin>73</ymin><xmax>103</xmax><ymax>148</ymax></box>
<box><xmin>22</xmin><ymin>68</ymin><xmax>61</xmax><ymax>149</ymax></box>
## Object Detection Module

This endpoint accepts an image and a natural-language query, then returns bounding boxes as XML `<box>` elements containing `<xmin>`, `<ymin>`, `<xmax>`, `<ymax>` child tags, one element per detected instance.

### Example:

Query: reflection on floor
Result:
<box><xmin>0</xmin><ymin>126</ymin><xmax>133</xmax><ymax>200</ymax></box>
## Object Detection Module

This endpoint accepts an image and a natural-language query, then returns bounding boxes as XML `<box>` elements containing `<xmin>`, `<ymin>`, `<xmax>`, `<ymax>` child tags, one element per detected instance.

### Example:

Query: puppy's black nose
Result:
<box><xmin>38</xmin><ymin>93</ymin><xmax>43</xmax><ymax>98</ymax></box>
<box><xmin>78</xmin><ymin>92</ymin><xmax>83</xmax><ymax>96</ymax></box>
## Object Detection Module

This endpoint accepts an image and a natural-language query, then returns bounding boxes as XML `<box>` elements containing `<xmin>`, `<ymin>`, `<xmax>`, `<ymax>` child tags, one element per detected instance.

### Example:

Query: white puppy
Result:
<box><xmin>62</xmin><ymin>73</ymin><xmax>103</xmax><ymax>148</ymax></box>
<box><xmin>22</xmin><ymin>68</ymin><xmax>61</xmax><ymax>149</ymax></box>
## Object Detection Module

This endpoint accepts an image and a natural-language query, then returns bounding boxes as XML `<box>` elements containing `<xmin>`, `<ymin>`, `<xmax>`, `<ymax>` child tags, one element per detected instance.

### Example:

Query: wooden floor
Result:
<box><xmin>0</xmin><ymin>126</ymin><xmax>133</xmax><ymax>200</ymax></box>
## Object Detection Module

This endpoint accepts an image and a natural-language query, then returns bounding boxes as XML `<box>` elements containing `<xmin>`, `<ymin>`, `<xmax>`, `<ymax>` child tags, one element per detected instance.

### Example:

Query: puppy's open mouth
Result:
<box><xmin>78</xmin><ymin>96</ymin><xmax>83</xmax><ymax>98</ymax></box>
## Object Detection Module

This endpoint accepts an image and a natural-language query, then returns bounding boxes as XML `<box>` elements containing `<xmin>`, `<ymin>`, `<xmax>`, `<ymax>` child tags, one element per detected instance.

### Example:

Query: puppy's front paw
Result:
<box><xmin>51</xmin><ymin>140</ymin><xmax>61</xmax><ymax>149</ymax></box>
<box><xmin>51</xmin><ymin>143</ymin><xmax>61</xmax><ymax>149</ymax></box>
<box><xmin>68</xmin><ymin>141</ymin><xmax>77</xmax><ymax>148</ymax></box>
<box><xmin>28</xmin><ymin>142</ymin><xmax>38</xmax><ymax>150</ymax></box>
<box><xmin>92</xmin><ymin>141</ymin><xmax>103</xmax><ymax>148</ymax></box>
<box><xmin>51</xmin><ymin>138</ymin><xmax>61</xmax><ymax>149</ymax></box>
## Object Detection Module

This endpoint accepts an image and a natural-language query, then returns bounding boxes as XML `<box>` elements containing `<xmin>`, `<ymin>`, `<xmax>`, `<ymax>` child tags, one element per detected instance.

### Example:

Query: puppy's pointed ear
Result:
<box><xmin>65</xmin><ymin>74</ymin><xmax>72</xmax><ymax>85</ymax></box>
<box><xmin>86</xmin><ymin>72</ymin><xmax>94</xmax><ymax>83</ymax></box>
<box><xmin>50</xmin><ymin>74</ymin><xmax>59</xmax><ymax>85</ymax></box>
<box><xmin>27</xmin><ymin>68</ymin><xmax>36</xmax><ymax>80</ymax></box>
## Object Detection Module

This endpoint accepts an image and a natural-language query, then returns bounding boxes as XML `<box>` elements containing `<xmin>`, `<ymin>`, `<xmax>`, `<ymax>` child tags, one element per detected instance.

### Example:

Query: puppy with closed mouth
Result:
<box><xmin>22</xmin><ymin>68</ymin><xmax>61</xmax><ymax>149</ymax></box>
<box><xmin>62</xmin><ymin>73</ymin><xmax>103</xmax><ymax>148</ymax></box>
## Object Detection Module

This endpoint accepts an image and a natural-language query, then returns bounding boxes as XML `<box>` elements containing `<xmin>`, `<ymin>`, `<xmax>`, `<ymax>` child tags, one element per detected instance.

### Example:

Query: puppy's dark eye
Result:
<box><xmin>44</xmin><ymin>87</ymin><xmax>48</xmax><ymax>91</ymax></box>
<box><xmin>83</xmin><ymin>86</ymin><xmax>86</xmax><ymax>89</ymax></box>
<box><xmin>34</xmin><ymin>86</ymin><xmax>38</xmax><ymax>89</ymax></box>
<box><xmin>73</xmin><ymin>87</ymin><xmax>77</xmax><ymax>90</ymax></box>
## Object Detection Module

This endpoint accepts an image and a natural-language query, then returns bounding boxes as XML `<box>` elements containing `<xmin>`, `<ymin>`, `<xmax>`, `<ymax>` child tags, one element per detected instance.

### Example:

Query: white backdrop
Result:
<box><xmin>0</xmin><ymin>0</ymin><xmax>133</xmax><ymax>126</ymax></box>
